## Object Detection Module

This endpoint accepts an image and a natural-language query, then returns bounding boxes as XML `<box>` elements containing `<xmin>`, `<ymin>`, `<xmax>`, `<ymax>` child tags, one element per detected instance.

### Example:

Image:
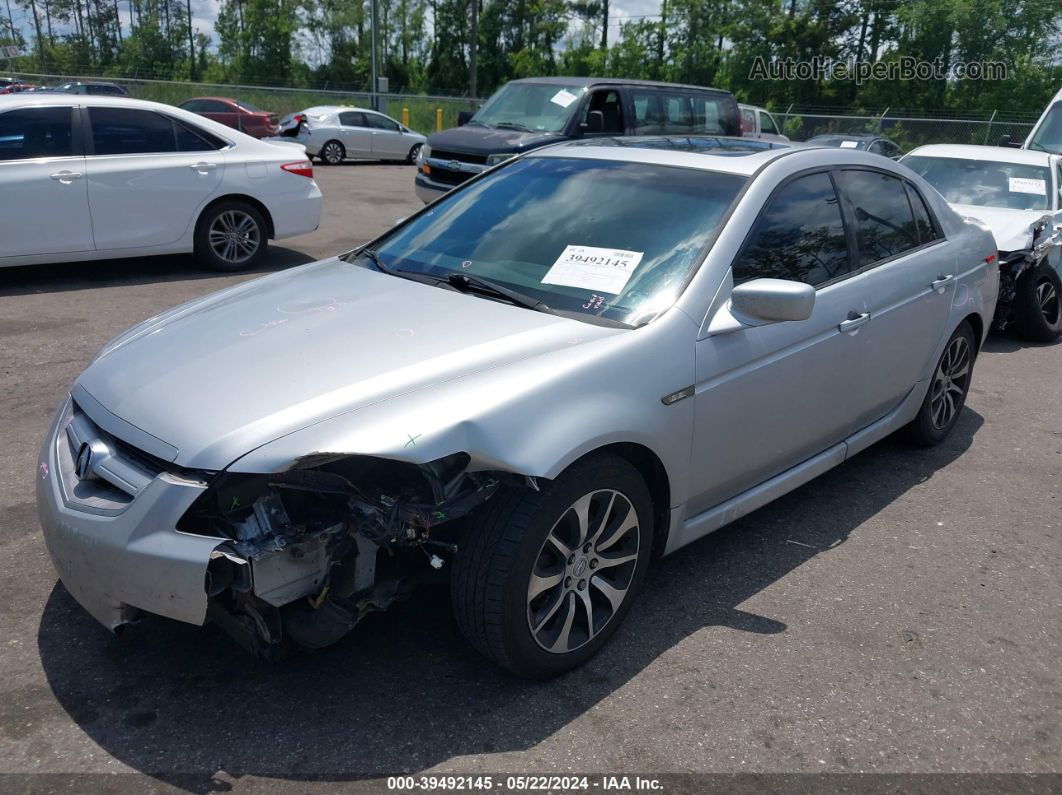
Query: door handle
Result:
<box><xmin>931</xmin><ymin>274</ymin><xmax>954</xmax><ymax>293</ymax></box>
<box><xmin>838</xmin><ymin>311</ymin><xmax>870</xmax><ymax>334</ymax></box>
<box><xmin>189</xmin><ymin>162</ymin><xmax>217</xmax><ymax>173</ymax></box>
<box><xmin>50</xmin><ymin>171</ymin><xmax>83</xmax><ymax>183</ymax></box>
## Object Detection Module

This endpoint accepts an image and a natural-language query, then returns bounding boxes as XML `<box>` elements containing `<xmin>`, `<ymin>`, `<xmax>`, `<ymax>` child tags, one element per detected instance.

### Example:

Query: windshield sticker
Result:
<box><xmin>550</xmin><ymin>89</ymin><xmax>578</xmax><ymax>108</ymax></box>
<box><xmin>839</xmin><ymin>140</ymin><xmax>859</xmax><ymax>148</ymax></box>
<box><xmin>1008</xmin><ymin>177</ymin><xmax>1047</xmax><ymax>196</ymax></box>
<box><xmin>542</xmin><ymin>245</ymin><xmax>643</xmax><ymax>294</ymax></box>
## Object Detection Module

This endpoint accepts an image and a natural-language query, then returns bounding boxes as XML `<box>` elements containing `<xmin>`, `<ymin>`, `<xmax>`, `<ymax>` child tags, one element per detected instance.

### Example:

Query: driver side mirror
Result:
<box><xmin>584</xmin><ymin>110</ymin><xmax>604</xmax><ymax>134</ymax></box>
<box><xmin>997</xmin><ymin>134</ymin><xmax>1021</xmax><ymax>149</ymax></box>
<box><xmin>707</xmin><ymin>278</ymin><xmax>815</xmax><ymax>335</ymax></box>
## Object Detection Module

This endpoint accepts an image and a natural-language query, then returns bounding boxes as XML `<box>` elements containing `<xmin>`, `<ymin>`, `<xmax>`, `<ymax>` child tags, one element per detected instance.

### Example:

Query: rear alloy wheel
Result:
<box><xmin>1013</xmin><ymin>263</ymin><xmax>1062</xmax><ymax>342</ymax></box>
<box><xmin>903</xmin><ymin>321</ymin><xmax>976</xmax><ymax>446</ymax></box>
<box><xmin>320</xmin><ymin>140</ymin><xmax>345</xmax><ymax>165</ymax></box>
<box><xmin>406</xmin><ymin>143</ymin><xmax>423</xmax><ymax>164</ymax></box>
<box><xmin>451</xmin><ymin>454</ymin><xmax>652</xmax><ymax>679</ymax></box>
<box><xmin>194</xmin><ymin>201</ymin><xmax>268</xmax><ymax>272</ymax></box>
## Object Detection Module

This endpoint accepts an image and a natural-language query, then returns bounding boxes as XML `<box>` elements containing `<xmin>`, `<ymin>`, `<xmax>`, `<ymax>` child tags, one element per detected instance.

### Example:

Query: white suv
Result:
<box><xmin>0</xmin><ymin>94</ymin><xmax>322</xmax><ymax>271</ymax></box>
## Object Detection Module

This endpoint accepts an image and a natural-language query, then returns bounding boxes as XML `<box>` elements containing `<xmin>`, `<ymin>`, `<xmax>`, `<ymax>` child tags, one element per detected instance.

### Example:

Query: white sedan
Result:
<box><xmin>903</xmin><ymin>143</ymin><xmax>1062</xmax><ymax>341</ymax></box>
<box><xmin>0</xmin><ymin>94</ymin><xmax>322</xmax><ymax>271</ymax></box>
<box><xmin>272</xmin><ymin>105</ymin><xmax>427</xmax><ymax>165</ymax></box>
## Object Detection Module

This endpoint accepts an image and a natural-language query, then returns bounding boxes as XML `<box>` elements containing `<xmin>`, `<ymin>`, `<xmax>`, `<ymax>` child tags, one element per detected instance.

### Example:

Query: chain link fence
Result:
<box><xmin>777</xmin><ymin>106</ymin><xmax>1038</xmax><ymax>150</ymax></box>
<box><xmin>6</xmin><ymin>71</ymin><xmax>482</xmax><ymax>133</ymax></box>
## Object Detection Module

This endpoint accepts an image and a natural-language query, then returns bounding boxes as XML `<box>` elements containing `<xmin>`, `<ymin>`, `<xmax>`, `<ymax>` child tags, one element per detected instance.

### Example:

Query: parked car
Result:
<box><xmin>0</xmin><ymin>94</ymin><xmax>321</xmax><ymax>271</ymax></box>
<box><xmin>54</xmin><ymin>81</ymin><xmax>129</xmax><ymax>96</ymax></box>
<box><xmin>178</xmin><ymin>97</ymin><xmax>280</xmax><ymax>139</ymax></box>
<box><xmin>903</xmin><ymin>143</ymin><xmax>1061</xmax><ymax>341</ymax></box>
<box><xmin>270</xmin><ymin>105</ymin><xmax>426</xmax><ymax>165</ymax></box>
<box><xmin>739</xmin><ymin>103</ymin><xmax>789</xmax><ymax>142</ymax></box>
<box><xmin>0</xmin><ymin>78</ymin><xmax>32</xmax><ymax>94</ymax></box>
<box><xmin>37</xmin><ymin>136</ymin><xmax>997</xmax><ymax>677</ymax></box>
<box><xmin>806</xmin><ymin>132</ymin><xmax>903</xmax><ymax>158</ymax></box>
<box><xmin>414</xmin><ymin>77</ymin><xmax>741</xmax><ymax>202</ymax></box>
<box><xmin>1022</xmin><ymin>86</ymin><xmax>1062</xmax><ymax>155</ymax></box>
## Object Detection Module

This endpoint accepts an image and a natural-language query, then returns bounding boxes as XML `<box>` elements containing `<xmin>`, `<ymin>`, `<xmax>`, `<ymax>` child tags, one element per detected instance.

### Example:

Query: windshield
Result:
<box><xmin>904</xmin><ymin>155</ymin><xmax>1052</xmax><ymax>211</ymax></box>
<box><xmin>1028</xmin><ymin>102</ymin><xmax>1062</xmax><ymax>154</ymax></box>
<box><xmin>470</xmin><ymin>82</ymin><xmax>586</xmax><ymax>133</ymax></box>
<box><xmin>358</xmin><ymin>156</ymin><xmax>746</xmax><ymax>326</ymax></box>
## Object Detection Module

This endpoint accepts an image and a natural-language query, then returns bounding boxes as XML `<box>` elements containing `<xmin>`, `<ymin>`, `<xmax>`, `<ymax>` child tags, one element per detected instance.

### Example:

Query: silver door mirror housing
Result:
<box><xmin>732</xmin><ymin>278</ymin><xmax>815</xmax><ymax>322</ymax></box>
<box><xmin>707</xmin><ymin>278</ymin><xmax>815</xmax><ymax>336</ymax></box>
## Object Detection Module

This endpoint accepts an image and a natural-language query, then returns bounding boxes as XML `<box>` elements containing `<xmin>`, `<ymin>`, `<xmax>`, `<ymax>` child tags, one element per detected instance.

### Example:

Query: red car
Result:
<box><xmin>0</xmin><ymin>79</ymin><xmax>34</xmax><ymax>94</ymax></box>
<box><xmin>177</xmin><ymin>96</ymin><xmax>280</xmax><ymax>138</ymax></box>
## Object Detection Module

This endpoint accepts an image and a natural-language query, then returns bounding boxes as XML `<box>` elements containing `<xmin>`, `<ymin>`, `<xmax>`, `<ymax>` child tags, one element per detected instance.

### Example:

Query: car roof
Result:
<box><xmin>183</xmin><ymin>96</ymin><xmax>238</xmax><ymax>103</ymax></box>
<box><xmin>0</xmin><ymin>94</ymin><xmax>190</xmax><ymax>110</ymax></box>
<box><xmin>808</xmin><ymin>132</ymin><xmax>879</xmax><ymax>140</ymax></box>
<box><xmin>508</xmin><ymin>76</ymin><xmax>731</xmax><ymax>94</ymax></box>
<box><xmin>906</xmin><ymin>143</ymin><xmax>1055</xmax><ymax>166</ymax></box>
<box><xmin>532</xmin><ymin>135</ymin><xmax>811</xmax><ymax>176</ymax></box>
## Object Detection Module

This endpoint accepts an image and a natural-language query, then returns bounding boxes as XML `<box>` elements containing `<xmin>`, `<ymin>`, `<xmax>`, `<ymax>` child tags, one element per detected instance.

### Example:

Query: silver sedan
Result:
<box><xmin>272</xmin><ymin>104</ymin><xmax>427</xmax><ymax>165</ymax></box>
<box><xmin>37</xmin><ymin>137</ymin><xmax>997</xmax><ymax>678</ymax></box>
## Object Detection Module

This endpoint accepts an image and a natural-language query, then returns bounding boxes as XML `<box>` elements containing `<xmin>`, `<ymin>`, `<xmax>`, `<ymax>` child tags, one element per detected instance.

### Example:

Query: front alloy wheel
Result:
<box><xmin>451</xmin><ymin>454</ymin><xmax>652</xmax><ymax>678</ymax></box>
<box><xmin>1013</xmin><ymin>264</ymin><xmax>1062</xmax><ymax>342</ymax></box>
<box><xmin>527</xmin><ymin>489</ymin><xmax>640</xmax><ymax>654</ymax></box>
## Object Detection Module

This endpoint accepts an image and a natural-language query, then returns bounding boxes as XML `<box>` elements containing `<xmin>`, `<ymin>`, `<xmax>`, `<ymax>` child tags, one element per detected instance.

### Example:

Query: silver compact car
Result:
<box><xmin>38</xmin><ymin>137</ymin><xmax>998</xmax><ymax>678</ymax></box>
<box><xmin>271</xmin><ymin>105</ymin><xmax>427</xmax><ymax>165</ymax></box>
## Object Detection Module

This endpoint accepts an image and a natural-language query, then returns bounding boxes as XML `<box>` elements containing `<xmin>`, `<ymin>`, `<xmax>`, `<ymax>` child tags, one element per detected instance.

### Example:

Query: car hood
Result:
<box><xmin>427</xmin><ymin>124</ymin><xmax>565</xmax><ymax>156</ymax></box>
<box><xmin>76</xmin><ymin>258</ymin><xmax>608</xmax><ymax>470</ymax></box>
<box><xmin>952</xmin><ymin>204</ymin><xmax>1054</xmax><ymax>252</ymax></box>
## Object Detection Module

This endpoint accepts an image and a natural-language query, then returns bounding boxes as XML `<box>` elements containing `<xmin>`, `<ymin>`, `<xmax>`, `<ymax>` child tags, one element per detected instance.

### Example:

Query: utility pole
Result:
<box><xmin>370</xmin><ymin>0</ymin><xmax>378</xmax><ymax>110</ymax></box>
<box><xmin>469</xmin><ymin>0</ymin><xmax>477</xmax><ymax>98</ymax></box>
<box><xmin>4</xmin><ymin>0</ymin><xmax>15</xmax><ymax>44</ymax></box>
<box><xmin>600</xmin><ymin>0</ymin><xmax>608</xmax><ymax>50</ymax></box>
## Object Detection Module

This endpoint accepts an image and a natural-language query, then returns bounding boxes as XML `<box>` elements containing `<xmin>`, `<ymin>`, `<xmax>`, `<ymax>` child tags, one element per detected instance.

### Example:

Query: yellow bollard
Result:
<box><xmin>401</xmin><ymin>106</ymin><xmax>410</xmax><ymax>127</ymax></box>
<box><xmin>436</xmin><ymin>107</ymin><xmax>443</xmax><ymax>132</ymax></box>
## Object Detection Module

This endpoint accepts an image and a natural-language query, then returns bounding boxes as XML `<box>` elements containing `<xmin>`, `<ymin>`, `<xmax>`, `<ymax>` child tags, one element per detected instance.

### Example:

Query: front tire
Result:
<box><xmin>320</xmin><ymin>139</ymin><xmax>345</xmax><ymax>165</ymax></box>
<box><xmin>193</xmin><ymin>201</ymin><xmax>268</xmax><ymax>272</ymax></box>
<box><xmin>1013</xmin><ymin>264</ymin><xmax>1062</xmax><ymax>342</ymax></box>
<box><xmin>451</xmin><ymin>454</ymin><xmax>653</xmax><ymax>679</ymax></box>
<box><xmin>903</xmin><ymin>321</ymin><xmax>976</xmax><ymax>446</ymax></box>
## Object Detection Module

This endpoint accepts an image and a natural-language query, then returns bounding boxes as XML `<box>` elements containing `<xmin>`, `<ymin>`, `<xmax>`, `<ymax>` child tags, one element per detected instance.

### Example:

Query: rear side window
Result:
<box><xmin>632</xmin><ymin>90</ymin><xmax>728</xmax><ymax>136</ymax></box>
<box><xmin>339</xmin><ymin>111</ymin><xmax>366</xmax><ymax>127</ymax></box>
<box><xmin>0</xmin><ymin>107</ymin><xmax>74</xmax><ymax>161</ymax></box>
<box><xmin>837</xmin><ymin>170</ymin><xmax>920</xmax><ymax>266</ymax></box>
<box><xmin>89</xmin><ymin>108</ymin><xmax>225</xmax><ymax>154</ymax></box>
<box><xmin>180</xmin><ymin>100</ymin><xmax>205</xmax><ymax>112</ymax></box>
<box><xmin>733</xmin><ymin>171</ymin><xmax>850</xmax><ymax>287</ymax></box>
<box><xmin>905</xmin><ymin>183</ymin><xmax>942</xmax><ymax>244</ymax></box>
<box><xmin>88</xmin><ymin>84</ymin><xmax>124</xmax><ymax>95</ymax></box>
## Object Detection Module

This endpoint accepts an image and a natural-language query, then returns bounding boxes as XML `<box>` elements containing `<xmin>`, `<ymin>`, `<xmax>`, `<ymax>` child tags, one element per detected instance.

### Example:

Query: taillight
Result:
<box><xmin>985</xmin><ymin>253</ymin><xmax>997</xmax><ymax>264</ymax></box>
<box><xmin>281</xmin><ymin>160</ymin><xmax>314</xmax><ymax>178</ymax></box>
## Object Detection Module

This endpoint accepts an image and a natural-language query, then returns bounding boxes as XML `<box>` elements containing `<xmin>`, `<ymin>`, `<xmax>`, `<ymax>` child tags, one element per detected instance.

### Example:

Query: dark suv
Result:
<box><xmin>56</xmin><ymin>81</ymin><xmax>129</xmax><ymax>96</ymax></box>
<box><xmin>414</xmin><ymin>77</ymin><xmax>740</xmax><ymax>202</ymax></box>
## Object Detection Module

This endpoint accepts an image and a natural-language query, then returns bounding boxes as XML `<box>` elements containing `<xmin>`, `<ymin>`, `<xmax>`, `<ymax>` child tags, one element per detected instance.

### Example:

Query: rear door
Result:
<box><xmin>84</xmin><ymin>106</ymin><xmax>225</xmax><ymax>250</ymax></box>
<box><xmin>833</xmin><ymin>168</ymin><xmax>954</xmax><ymax>428</ymax></box>
<box><xmin>0</xmin><ymin>104</ymin><xmax>94</xmax><ymax>257</ymax></box>
<box><xmin>337</xmin><ymin>111</ymin><xmax>373</xmax><ymax>157</ymax></box>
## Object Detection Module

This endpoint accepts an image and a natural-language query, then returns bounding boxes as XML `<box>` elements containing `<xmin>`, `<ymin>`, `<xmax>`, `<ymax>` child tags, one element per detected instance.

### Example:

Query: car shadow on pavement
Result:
<box><xmin>981</xmin><ymin>333</ymin><xmax>1060</xmax><ymax>354</ymax></box>
<box><xmin>36</xmin><ymin>410</ymin><xmax>983</xmax><ymax>791</ymax></box>
<box><xmin>0</xmin><ymin>247</ymin><xmax>314</xmax><ymax>298</ymax></box>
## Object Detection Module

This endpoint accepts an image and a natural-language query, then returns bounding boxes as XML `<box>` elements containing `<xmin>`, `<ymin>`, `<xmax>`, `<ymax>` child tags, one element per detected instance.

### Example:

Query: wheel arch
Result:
<box><xmin>961</xmin><ymin>311</ymin><xmax>984</xmax><ymax>351</ymax></box>
<box><xmin>197</xmin><ymin>193</ymin><xmax>276</xmax><ymax>240</ymax></box>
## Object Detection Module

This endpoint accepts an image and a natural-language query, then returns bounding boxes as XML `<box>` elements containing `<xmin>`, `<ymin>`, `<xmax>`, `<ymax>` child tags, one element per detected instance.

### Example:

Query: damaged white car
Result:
<box><xmin>38</xmin><ymin>138</ymin><xmax>997</xmax><ymax>678</ymax></box>
<box><xmin>904</xmin><ymin>144</ymin><xmax>1062</xmax><ymax>341</ymax></box>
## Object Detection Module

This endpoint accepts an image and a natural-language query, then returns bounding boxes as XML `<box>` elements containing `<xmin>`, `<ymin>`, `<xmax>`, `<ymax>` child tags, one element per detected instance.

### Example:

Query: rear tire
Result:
<box><xmin>1013</xmin><ymin>264</ymin><xmax>1062</xmax><ymax>342</ymax></box>
<box><xmin>407</xmin><ymin>143</ymin><xmax>423</xmax><ymax>164</ymax></box>
<box><xmin>903</xmin><ymin>321</ymin><xmax>976</xmax><ymax>446</ymax></box>
<box><xmin>320</xmin><ymin>140</ymin><xmax>345</xmax><ymax>165</ymax></box>
<box><xmin>451</xmin><ymin>454</ymin><xmax>653</xmax><ymax>679</ymax></box>
<box><xmin>193</xmin><ymin>200</ymin><xmax>268</xmax><ymax>272</ymax></box>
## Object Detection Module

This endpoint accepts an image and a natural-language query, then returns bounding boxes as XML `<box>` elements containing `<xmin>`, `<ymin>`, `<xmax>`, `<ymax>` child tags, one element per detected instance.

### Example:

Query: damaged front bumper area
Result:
<box><xmin>37</xmin><ymin>396</ymin><xmax>502</xmax><ymax>655</ymax></box>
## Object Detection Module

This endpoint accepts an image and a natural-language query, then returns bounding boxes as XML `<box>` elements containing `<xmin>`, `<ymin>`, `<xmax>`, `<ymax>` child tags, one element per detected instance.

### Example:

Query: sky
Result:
<box><xmin>4</xmin><ymin>0</ymin><xmax>666</xmax><ymax>63</ymax></box>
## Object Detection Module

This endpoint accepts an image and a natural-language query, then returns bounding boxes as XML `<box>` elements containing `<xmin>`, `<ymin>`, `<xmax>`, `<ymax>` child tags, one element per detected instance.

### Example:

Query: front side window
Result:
<box><xmin>733</xmin><ymin>171</ymin><xmax>850</xmax><ymax>287</ymax></box>
<box><xmin>837</xmin><ymin>170</ymin><xmax>920</xmax><ymax>266</ymax></box>
<box><xmin>1028</xmin><ymin>102</ymin><xmax>1062</xmax><ymax>155</ymax></box>
<box><xmin>580</xmin><ymin>90</ymin><xmax>624</xmax><ymax>134</ymax></box>
<box><xmin>360</xmin><ymin>157</ymin><xmax>746</xmax><ymax>326</ymax></box>
<box><xmin>470</xmin><ymin>82</ymin><xmax>585</xmax><ymax>134</ymax></box>
<box><xmin>903</xmin><ymin>155</ymin><xmax>1051</xmax><ymax>211</ymax></box>
<box><xmin>0</xmin><ymin>107</ymin><xmax>74</xmax><ymax>161</ymax></box>
<box><xmin>89</xmin><ymin>108</ymin><xmax>223</xmax><ymax>155</ymax></box>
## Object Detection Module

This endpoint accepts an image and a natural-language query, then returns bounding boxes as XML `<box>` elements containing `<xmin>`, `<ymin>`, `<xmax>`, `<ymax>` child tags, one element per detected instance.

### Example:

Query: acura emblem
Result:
<box><xmin>447</xmin><ymin>159</ymin><xmax>461</xmax><ymax>171</ymax></box>
<box><xmin>75</xmin><ymin>442</ymin><xmax>95</xmax><ymax>480</ymax></box>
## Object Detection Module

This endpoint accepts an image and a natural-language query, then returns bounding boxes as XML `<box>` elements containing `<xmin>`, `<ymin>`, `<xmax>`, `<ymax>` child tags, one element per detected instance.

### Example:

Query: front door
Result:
<box><xmin>689</xmin><ymin>170</ymin><xmax>866</xmax><ymax>514</ymax></box>
<box><xmin>0</xmin><ymin>105</ymin><xmax>94</xmax><ymax>258</ymax></box>
<box><xmin>365</xmin><ymin>112</ymin><xmax>409</xmax><ymax>158</ymax></box>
